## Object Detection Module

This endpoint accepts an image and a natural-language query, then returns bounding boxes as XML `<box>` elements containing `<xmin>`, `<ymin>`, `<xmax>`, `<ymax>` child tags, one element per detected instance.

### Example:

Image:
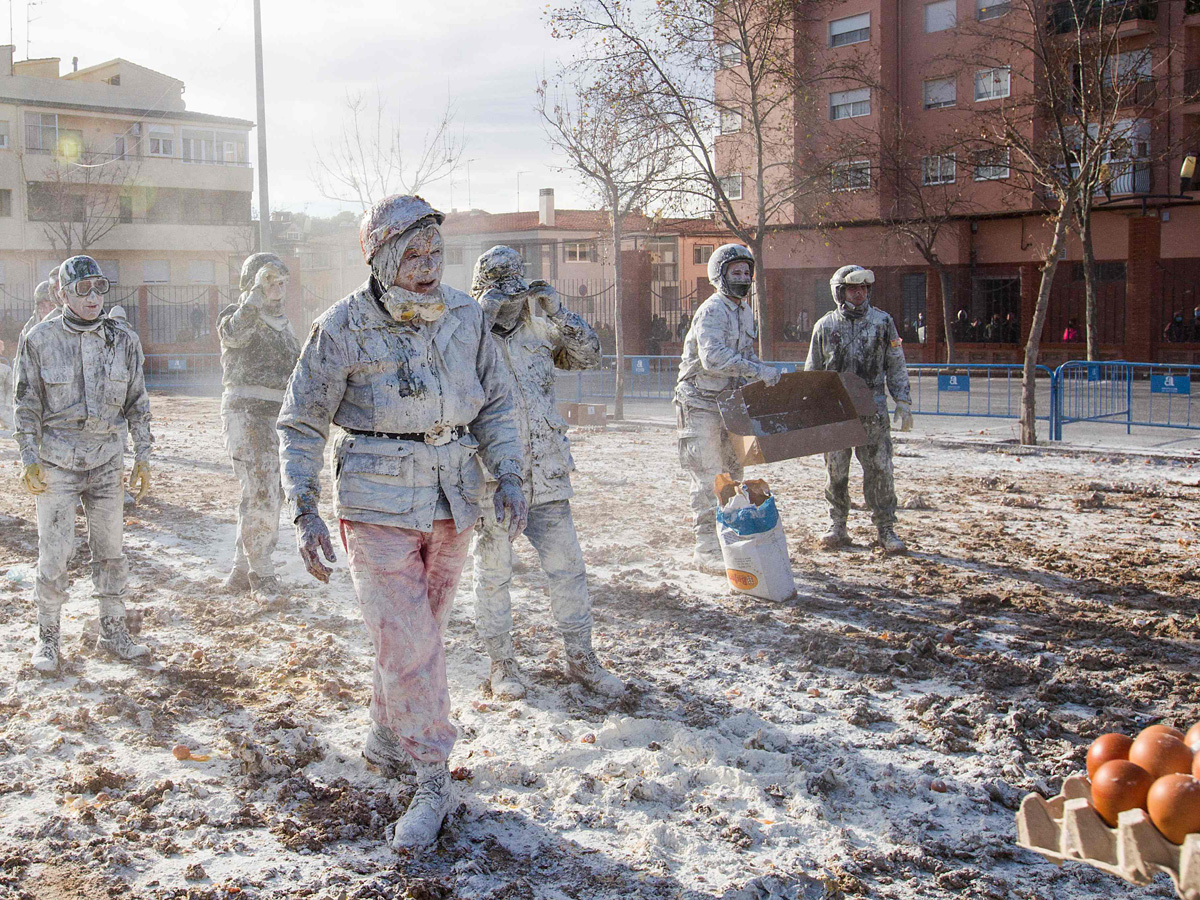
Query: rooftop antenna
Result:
<box><xmin>25</xmin><ymin>0</ymin><xmax>40</xmax><ymax>59</ymax></box>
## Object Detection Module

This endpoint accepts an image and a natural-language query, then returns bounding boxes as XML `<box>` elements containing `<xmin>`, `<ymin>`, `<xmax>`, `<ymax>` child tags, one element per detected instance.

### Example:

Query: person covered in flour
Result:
<box><xmin>13</xmin><ymin>255</ymin><xmax>152</xmax><ymax>674</ymax></box>
<box><xmin>468</xmin><ymin>245</ymin><xmax>623</xmax><ymax>701</ymax></box>
<box><xmin>217</xmin><ymin>253</ymin><xmax>301</xmax><ymax>598</ymax></box>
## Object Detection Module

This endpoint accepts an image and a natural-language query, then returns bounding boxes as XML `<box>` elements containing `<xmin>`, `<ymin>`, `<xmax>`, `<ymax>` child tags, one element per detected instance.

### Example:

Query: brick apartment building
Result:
<box><xmin>715</xmin><ymin>0</ymin><xmax>1200</xmax><ymax>363</ymax></box>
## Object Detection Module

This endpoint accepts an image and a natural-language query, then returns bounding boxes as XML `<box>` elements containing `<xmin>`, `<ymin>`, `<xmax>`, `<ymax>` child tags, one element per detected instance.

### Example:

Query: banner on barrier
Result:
<box><xmin>631</xmin><ymin>357</ymin><xmax>650</xmax><ymax>375</ymax></box>
<box><xmin>1151</xmin><ymin>375</ymin><xmax>1191</xmax><ymax>395</ymax></box>
<box><xmin>938</xmin><ymin>374</ymin><xmax>971</xmax><ymax>393</ymax></box>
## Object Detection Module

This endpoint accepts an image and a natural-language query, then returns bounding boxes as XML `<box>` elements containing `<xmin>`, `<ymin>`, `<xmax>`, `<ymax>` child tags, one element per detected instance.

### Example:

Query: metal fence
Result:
<box><xmin>1053</xmin><ymin>361</ymin><xmax>1198</xmax><ymax>439</ymax></box>
<box><xmin>144</xmin><ymin>353</ymin><xmax>222</xmax><ymax>392</ymax></box>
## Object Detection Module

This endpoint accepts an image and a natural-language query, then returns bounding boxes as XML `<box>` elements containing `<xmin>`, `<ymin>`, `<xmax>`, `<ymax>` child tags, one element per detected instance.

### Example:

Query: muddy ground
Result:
<box><xmin>0</xmin><ymin>394</ymin><xmax>1197</xmax><ymax>900</ymax></box>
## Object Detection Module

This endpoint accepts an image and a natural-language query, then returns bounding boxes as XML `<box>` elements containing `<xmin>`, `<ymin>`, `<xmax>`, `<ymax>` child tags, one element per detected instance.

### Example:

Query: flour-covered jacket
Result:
<box><xmin>278</xmin><ymin>281</ymin><xmax>525</xmax><ymax>533</ymax></box>
<box><xmin>676</xmin><ymin>292</ymin><xmax>762</xmax><ymax>410</ymax></box>
<box><xmin>805</xmin><ymin>303</ymin><xmax>912</xmax><ymax>416</ymax></box>
<box><xmin>13</xmin><ymin>316</ymin><xmax>152</xmax><ymax>470</ymax></box>
<box><xmin>487</xmin><ymin>303</ymin><xmax>600</xmax><ymax>506</ymax></box>
<box><xmin>217</xmin><ymin>299</ymin><xmax>301</xmax><ymax>414</ymax></box>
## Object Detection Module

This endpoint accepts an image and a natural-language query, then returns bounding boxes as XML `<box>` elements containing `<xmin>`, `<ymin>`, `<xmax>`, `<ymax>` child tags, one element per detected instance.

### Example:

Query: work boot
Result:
<box><xmin>98</xmin><ymin>615</ymin><xmax>150</xmax><ymax>661</ymax></box>
<box><xmin>482</xmin><ymin>634</ymin><xmax>526</xmax><ymax>700</ymax></box>
<box><xmin>692</xmin><ymin>546</ymin><xmax>725</xmax><ymax>574</ymax></box>
<box><xmin>248</xmin><ymin>572</ymin><xmax>284</xmax><ymax>599</ymax></box>
<box><xmin>563</xmin><ymin>633</ymin><xmax>625</xmax><ymax>698</ymax></box>
<box><xmin>31</xmin><ymin>614</ymin><xmax>61</xmax><ymax>675</ymax></box>
<box><xmin>362</xmin><ymin>721</ymin><xmax>414</xmax><ymax>778</ymax></box>
<box><xmin>877</xmin><ymin>525</ymin><xmax>907</xmax><ymax>555</ymax></box>
<box><xmin>222</xmin><ymin>569</ymin><xmax>251</xmax><ymax>594</ymax></box>
<box><xmin>391</xmin><ymin>760</ymin><xmax>451</xmax><ymax>851</ymax></box>
<box><xmin>820</xmin><ymin>522</ymin><xmax>850</xmax><ymax>550</ymax></box>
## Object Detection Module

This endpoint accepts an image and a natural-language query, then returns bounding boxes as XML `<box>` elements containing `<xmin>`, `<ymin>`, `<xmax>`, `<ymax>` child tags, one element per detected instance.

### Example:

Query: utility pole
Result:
<box><xmin>253</xmin><ymin>0</ymin><xmax>271</xmax><ymax>252</ymax></box>
<box><xmin>466</xmin><ymin>158</ymin><xmax>478</xmax><ymax>209</ymax></box>
<box><xmin>25</xmin><ymin>1</ymin><xmax>40</xmax><ymax>59</ymax></box>
<box><xmin>516</xmin><ymin>170</ymin><xmax>530</xmax><ymax>212</ymax></box>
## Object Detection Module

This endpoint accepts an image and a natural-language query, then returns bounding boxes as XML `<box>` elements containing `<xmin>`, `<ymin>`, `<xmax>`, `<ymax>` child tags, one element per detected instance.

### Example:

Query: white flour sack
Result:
<box><xmin>715</xmin><ymin>476</ymin><xmax>796</xmax><ymax>602</ymax></box>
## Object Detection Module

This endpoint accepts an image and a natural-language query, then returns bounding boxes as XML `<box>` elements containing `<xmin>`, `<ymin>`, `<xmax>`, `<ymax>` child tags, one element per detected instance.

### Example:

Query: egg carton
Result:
<box><xmin>1016</xmin><ymin>774</ymin><xmax>1200</xmax><ymax>899</ymax></box>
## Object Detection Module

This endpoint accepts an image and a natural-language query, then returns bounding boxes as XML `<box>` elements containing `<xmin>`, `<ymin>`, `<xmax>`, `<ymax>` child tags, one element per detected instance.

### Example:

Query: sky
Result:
<box><xmin>18</xmin><ymin>0</ymin><xmax>593</xmax><ymax>218</ymax></box>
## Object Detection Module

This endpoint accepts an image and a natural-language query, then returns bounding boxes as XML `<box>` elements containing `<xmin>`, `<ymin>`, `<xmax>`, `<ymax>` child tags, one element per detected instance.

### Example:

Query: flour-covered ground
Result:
<box><xmin>0</xmin><ymin>395</ymin><xmax>1198</xmax><ymax>900</ymax></box>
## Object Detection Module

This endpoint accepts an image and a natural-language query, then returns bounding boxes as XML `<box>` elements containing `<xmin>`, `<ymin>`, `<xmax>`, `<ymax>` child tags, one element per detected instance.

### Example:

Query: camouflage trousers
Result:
<box><xmin>35</xmin><ymin>454</ymin><xmax>129</xmax><ymax>619</ymax></box>
<box><xmin>823</xmin><ymin>413</ymin><xmax>897</xmax><ymax>529</ymax></box>
<box><xmin>675</xmin><ymin>397</ymin><xmax>743</xmax><ymax>553</ymax></box>
<box><xmin>222</xmin><ymin>409</ymin><xmax>283</xmax><ymax>577</ymax></box>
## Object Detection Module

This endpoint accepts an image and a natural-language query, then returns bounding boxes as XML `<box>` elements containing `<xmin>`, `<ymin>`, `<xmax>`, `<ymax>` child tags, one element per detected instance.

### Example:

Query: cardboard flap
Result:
<box><xmin>718</xmin><ymin>371</ymin><xmax>861</xmax><ymax>437</ymax></box>
<box><xmin>840</xmin><ymin>372</ymin><xmax>879</xmax><ymax>417</ymax></box>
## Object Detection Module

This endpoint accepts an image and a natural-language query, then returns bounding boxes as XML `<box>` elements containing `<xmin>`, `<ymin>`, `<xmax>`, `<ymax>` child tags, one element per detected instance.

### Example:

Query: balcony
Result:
<box><xmin>21</xmin><ymin>146</ymin><xmax>253</xmax><ymax>192</ymax></box>
<box><xmin>1103</xmin><ymin>160</ymin><xmax>1151</xmax><ymax>195</ymax></box>
<box><xmin>1047</xmin><ymin>0</ymin><xmax>1157</xmax><ymax>35</ymax></box>
<box><xmin>1118</xmin><ymin>78</ymin><xmax>1158</xmax><ymax>108</ymax></box>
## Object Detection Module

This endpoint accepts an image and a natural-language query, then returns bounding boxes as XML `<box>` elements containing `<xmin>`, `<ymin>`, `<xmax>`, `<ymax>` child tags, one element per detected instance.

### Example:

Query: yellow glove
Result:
<box><xmin>22</xmin><ymin>463</ymin><xmax>47</xmax><ymax>495</ymax></box>
<box><xmin>129</xmin><ymin>461</ymin><xmax>151</xmax><ymax>502</ymax></box>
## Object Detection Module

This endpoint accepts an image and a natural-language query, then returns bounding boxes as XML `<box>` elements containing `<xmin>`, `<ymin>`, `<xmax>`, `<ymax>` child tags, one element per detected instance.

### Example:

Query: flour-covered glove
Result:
<box><xmin>296</xmin><ymin>512</ymin><xmax>337</xmax><ymax>583</ymax></box>
<box><xmin>527</xmin><ymin>280</ymin><xmax>564</xmax><ymax>317</ymax></box>
<box><xmin>128</xmin><ymin>461</ymin><xmax>151</xmax><ymax>502</ymax></box>
<box><xmin>477</xmin><ymin>287</ymin><xmax>509</xmax><ymax>326</ymax></box>
<box><xmin>22</xmin><ymin>462</ymin><xmax>46</xmax><ymax>495</ymax></box>
<box><xmin>893</xmin><ymin>401</ymin><xmax>914</xmax><ymax>432</ymax></box>
<box><xmin>493</xmin><ymin>474</ymin><xmax>529</xmax><ymax>541</ymax></box>
<box><xmin>757</xmin><ymin>364</ymin><xmax>782</xmax><ymax>387</ymax></box>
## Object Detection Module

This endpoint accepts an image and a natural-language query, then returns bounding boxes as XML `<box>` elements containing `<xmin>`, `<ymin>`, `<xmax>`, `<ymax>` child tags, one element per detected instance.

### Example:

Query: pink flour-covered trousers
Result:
<box><xmin>340</xmin><ymin>519</ymin><xmax>473</xmax><ymax>764</ymax></box>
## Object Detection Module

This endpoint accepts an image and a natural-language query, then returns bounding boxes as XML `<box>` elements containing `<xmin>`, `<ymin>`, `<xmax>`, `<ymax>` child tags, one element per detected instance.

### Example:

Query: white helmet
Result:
<box><xmin>829</xmin><ymin>264</ymin><xmax>874</xmax><ymax>314</ymax></box>
<box><xmin>707</xmin><ymin>243</ymin><xmax>755</xmax><ymax>297</ymax></box>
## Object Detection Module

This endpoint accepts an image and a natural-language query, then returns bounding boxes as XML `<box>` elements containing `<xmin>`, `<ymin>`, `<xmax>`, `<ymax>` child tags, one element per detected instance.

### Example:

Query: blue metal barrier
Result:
<box><xmin>1052</xmin><ymin>361</ymin><xmax>1199</xmax><ymax>440</ymax></box>
<box><xmin>144</xmin><ymin>353</ymin><xmax>222</xmax><ymax>392</ymax></box>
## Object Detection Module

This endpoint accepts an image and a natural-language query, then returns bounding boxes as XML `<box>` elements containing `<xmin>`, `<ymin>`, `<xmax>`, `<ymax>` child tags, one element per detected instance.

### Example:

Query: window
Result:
<box><xmin>973</xmin><ymin>147</ymin><xmax>1010</xmax><ymax>180</ymax></box>
<box><xmin>143</xmin><ymin>260</ymin><xmax>170</xmax><ymax>284</ymax></box>
<box><xmin>976</xmin><ymin>0</ymin><xmax>1010</xmax><ymax>19</ymax></box>
<box><xmin>830</xmin><ymin>88</ymin><xmax>871</xmax><ymax>120</ymax></box>
<box><xmin>718</xmin><ymin>43</ymin><xmax>742</xmax><ymax>68</ymax></box>
<box><xmin>119</xmin><ymin>195</ymin><xmax>133</xmax><ymax>224</ymax></box>
<box><xmin>924</xmin><ymin>0</ymin><xmax>957</xmax><ymax>32</ymax></box>
<box><xmin>444</xmin><ymin>246</ymin><xmax>464</xmax><ymax>266</ymax></box>
<box><xmin>564</xmin><ymin>241</ymin><xmax>595</xmax><ymax>263</ymax></box>
<box><xmin>975</xmin><ymin>67</ymin><xmax>1010</xmax><ymax>101</ymax></box>
<box><xmin>693</xmin><ymin>244</ymin><xmax>714</xmax><ymax>265</ymax></box>
<box><xmin>182</xmin><ymin>129</ymin><xmax>215</xmax><ymax>164</ymax></box>
<box><xmin>0</xmin><ymin>188</ymin><xmax>10</xmax><ymax>217</ymax></box>
<box><xmin>922</xmin><ymin>154</ymin><xmax>957</xmax><ymax>185</ymax></box>
<box><xmin>148</xmin><ymin>127</ymin><xmax>174</xmax><ymax>157</ymax></box>
<box><xmin>0</xmin><ymin>121</ymin><xmax>8</xmax><ymax>149</ymax></box>
<box><xmin>831</xmin><ymin>160</ymin><xmax>872</xmax><ymax>191</ymax></box>
<box><xmin>829</xmin><ymin>13</ymin><xmax>870</xmax><ymax>46</ymax></box>
<box><xmin>112</xmin><ymin>135</ymin><xmax>126</xmax><ymax>160</ymax></box>
<box><xmin>923</xmin><ymin>77</ymin><xmax>957</xmax><ymax>109</ymax></box>
<box><xmin>719</xmin><ymin>173</ymin><xmax>743</xmax><ymax>200</ymax></box>
<box><xmin>24</xmin><ymin>112</ymin><xmax>57</xmax><ymax>151</ymax></box>
<box><xmin>719</xmin><ymin>107</ymin><xmax>743</xmax><ymax>134</ymax></box>
<box><xmin>189</xmin><ymin>260</ymin><xmax>216</xmax><ymax>284</ymax></box>
<box><xmin>285</xmin><ymin>229</ymin><xmax>302</xmax><ymax>241</ymax></box>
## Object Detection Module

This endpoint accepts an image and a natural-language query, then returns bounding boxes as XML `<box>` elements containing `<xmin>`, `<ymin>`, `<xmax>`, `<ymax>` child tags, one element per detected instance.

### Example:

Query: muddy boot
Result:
<box><xmin>248</xmin><ymin>572</ymin><xmax>284</xmax><ymax>599</ymax></box>
<box><xmin>222</xmin><ymin>569</ymin><xmax>251</xmax><ymax>594</ymax></box>
<box><xmin>692</xmin><ymin>546</ymin><xmax>725</xmax><ymax>574</ymax></box>
<box><xmin>820</xmin><ymin>521</ymin><xmax>850</xmax><ymax>550</ymax></box>
<box><xmin>31</xmin><ymin>614</ymin><xmax>61</xmax><ymax>675</ymax></box>
<box><xmin>482</xmin><ymin>634</ymin><xmax>526</xmax><ymax>700</ymax></box>
<box><xmin>877</xmin><ymin>525</ymin><xmax>907</xmax><ymax>555</ymax></box>
<box><xmin>362</xmin><ymin>721</ymin><xmax>414</xmax><ymax>778</ymax></box>
<box><xmin>98</xmin><ymin>615</ymin><xmax>150</xmax><ymax>661</ymax></box>
<box><xmin>563</xmin><ymin>632</ymin><xmax>625</xmax><ymax>698</ymax></box>
<box><xmin>391</xmin><ymin>760</ymin><xmax>451</xmax><ymax>851</ymax></box>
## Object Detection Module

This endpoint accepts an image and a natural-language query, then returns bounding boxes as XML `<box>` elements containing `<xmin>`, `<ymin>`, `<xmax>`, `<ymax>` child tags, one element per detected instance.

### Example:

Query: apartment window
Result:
<box><xmin>829</xmin><ymin>13</ymin><xmax>870</xmax><ymax>46</ymax></box>
<box><xmin>189</xmin><ymin>260</ymin><xmax>216</xmax><ymax>284</ymax></box>
<box><xmin>719</xmin><ymin>173</ymin><xmax>743</xmax><ymax>200</ymax></box>
<box><xmin>976</xmin><ymin>0</ymin><xmax>1010</xmax><ymax>19</ymax></box>
<box><xmin>693</xmin><ymin>244</ymin><xmax>714</xmax><ymax>265</ymax></box>
<box><xmin>1110</xmin><ymin>49</ymin><xmax>1152</xmax><ymax>87</ymax></box>
<box><xmin>922</xmin><ymin>154</ymin><xmax>957</xmax><ymax>185</ymax></box>
<box><xmin>924</xmin><ymin>77</ymin><xmax>957</xmax><ymax>109</ymax></box>
<box><xmin>143</xmin><ymin>260</ymin><xmax>170</xmax><ymax>284</ymax></box>
<box><xmin>444</xmin><ymin>246</ymin><xmax>464</xmax><ymax>266</ymax></box>
<box><xmin>830</xmin><ymin>88</ymin><xmax>871</xmax><ymax>120</ymax></box>
<box><xmin>24</xmin><ymin>112</ymin><xmax>57</xmax><ymax>152</ymax></box>
<box><xmin>148</xmin><ymin>127</ymin><xmax>174</xmax><ymax>157</ymax></box>
<box><xmin>924</xmin><ymin>0</ymin><xmax>957</xmax><ymax>32</ymax></box>
<box><xmin>0</xmin><ymin>188</ymin><xmax>10</xmax><ymax>217</ymax></box>
<box><xmin>112</xmin><ymin>135</ymin><xmax>126</xmax><ymax>160</ymax></box>
<box><xmin>0</xmin><ymin>121</ymin><xmax>8</xmax><ymax>149</ymax></box>
<box><xmin>719</xmin><ymin>107</ymin><xmax>743</xmax><ymax>134</ymax></box>
<box><xmin>975</xmin><ymin>67</ymin><xmax>1011</xmax><ymax>101</ymax></box>
<box><xmin>564</xmin><ymin>241</ymin><xmax>595</xmax><ymax>263</ymax></box>
<box><xmin>182</xmin><ymin>129</ymin><xmax>215</xmax><ymax>164</ymax></box>
<box><xmin>718</xmin><ymin>43</ymin><xmax>742</xmax><ymax>68</ymax></box>
<box><xmin>119</xmin><ymin>195</ymin><xmax>133</xmax><ymax>224</ymax></box>
<box><xmin>831</xmin><ymin>160</ymin><xmax>872</xmax><ymax>191</ymax></box>
<box><xmin>973</xmin><ymin>148</ymin><xmax>1010</xmax><ymax>180</ymax></box>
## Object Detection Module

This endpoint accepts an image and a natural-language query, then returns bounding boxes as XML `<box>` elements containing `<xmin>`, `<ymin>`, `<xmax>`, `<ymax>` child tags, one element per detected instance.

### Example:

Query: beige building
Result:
<box><xmin>0</xmin><ymin>47</ymin><xmax>253</xmax><ymax>352</ymax></box>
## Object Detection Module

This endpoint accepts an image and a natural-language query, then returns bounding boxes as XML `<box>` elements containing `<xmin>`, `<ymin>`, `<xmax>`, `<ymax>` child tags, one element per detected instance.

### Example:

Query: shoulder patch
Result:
<box><xmin>891</xmin><ymin>338</ymin><xmax>903</xmax><ymax>348</ymax></box>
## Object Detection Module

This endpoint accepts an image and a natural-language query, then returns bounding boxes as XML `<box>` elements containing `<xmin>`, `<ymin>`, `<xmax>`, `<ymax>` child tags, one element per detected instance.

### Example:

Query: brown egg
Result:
<box><xmin>1139</xmin><ymin>724</ymin><xmax>1187</xmax><ymax>743</ymax></box>
<box><xmin>1087</xmin><ymin>733</ymin><xmax>1134</xmax><ymax>780</ymax></box>
<box><xmin>1091</xmin><ymin>760</ymin><xmax>1154</xmax><ymax>826</ymax></box>
<box><xmin>1147</xmin><ymin>774</ymin><xmax>1200</xmax><ymax>844</ymax></box>
<box><xmin>171</xmin><ymin>744</ymin><xmax>191</xmax><ymax>761</ymax></box>
<box><xmin>1129</xmin><ymin>732</ymin><xmax>1194</xmax><ymax>780</ymax></box>
<box><xmin>1186</xmin><ymin>722</ymin><xmax>1200</xmax><ymax>752</ymax></box>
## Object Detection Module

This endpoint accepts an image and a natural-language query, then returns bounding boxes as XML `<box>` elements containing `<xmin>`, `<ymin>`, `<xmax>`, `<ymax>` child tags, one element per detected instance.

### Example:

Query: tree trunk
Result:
<box><xmin>749</xmin><ymin>234</ymin><xmax>768</xmax><ymax>360</ymax></box>
<box><xmin>611</xmin><ymin>210</ymin><xmax>625</xmax><ymax>421</ymax></box>
<box><xmin>1020</xmin><ymin>214</ymin><xmax>1070</xmax><ymax>445</ymax></box>
<box><xmin>1079</xmin><ymin>210</ymin><xmax>1099</xmax><ymax>361</ymax></box>
<box><xmin>936</xmin><ymin>262</ymin><xmax>955</xmax><ymax>364</ymax></box>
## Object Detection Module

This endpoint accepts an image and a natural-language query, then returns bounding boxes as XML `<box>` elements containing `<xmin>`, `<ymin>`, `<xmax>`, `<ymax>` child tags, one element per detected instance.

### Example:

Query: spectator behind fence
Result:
<box><xmin>911</xmin><ymin>312</ymin><xmax>927</xmax><ymax>344</ymax></box>
<box><xmin>969</xmin><ymin>318</ymin><xmax>984</xmax><ymax>342</ymax></box>
<box><xmin>647</xmin><ymin>315</ymin><xmax>672</xmax><ymax>355</ymax></box>
<box><xmin>952</xmin><ymin>309</ymin><xmax>971</xmax><ymax>342</ymax></box>
<box><xmin>1003</xmin><ymin>312</ymin><xmax>1020</xmax><ymax>344</ymax></box>
<box><xmin>983</xmin><ymin>313</ymin><xmax>1005</xmax><ymax>343</ymax></box>
<box><xmin>1062</xmin><ymin>318</ymin><xmax>1082</xmax><ymax>342</ymax></box>
<box><xmin>1163</xmin><ymin>312</ymin><xmax>1187</xmax><ymax>343</ymax></box>
<box><xmin>676</xmin><ymin>314</ymin><xmax>691</xmax><ymax>342</ymax></box>
<box><xmin>1190</xmin><ymin>306</ymin><xmax>1200</xmax><ymax>342</ymax></box>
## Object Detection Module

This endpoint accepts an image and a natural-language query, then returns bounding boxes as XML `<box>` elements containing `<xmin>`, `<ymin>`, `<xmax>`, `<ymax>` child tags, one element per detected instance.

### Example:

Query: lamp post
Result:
<box><xmin>253</xmin><ymin>0</ymin><xmax>271</xmax><ymax>253</ymax></box>
<box><xmin>466</xmin><ymin>158</ymin><xmax>478</xmax><ymax>208</ymax></box>
<box><xmin>516</xmin><ymin>170</ymin><xmax>530</xmax><ymax>212</ymax></box>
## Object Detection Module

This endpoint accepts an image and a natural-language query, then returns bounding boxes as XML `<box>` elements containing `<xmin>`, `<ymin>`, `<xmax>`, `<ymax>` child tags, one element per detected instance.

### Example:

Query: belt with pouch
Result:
<box><xmin>345</xmin><ymin>424</ymin><xmax>465</xmax><ymax>447</ymax></box>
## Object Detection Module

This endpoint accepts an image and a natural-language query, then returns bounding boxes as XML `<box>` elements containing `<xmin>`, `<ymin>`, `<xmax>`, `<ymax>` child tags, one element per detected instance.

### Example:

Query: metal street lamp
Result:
<box><xmin>516</xmin><ymin>170</ymin><xmax>530</xmax><ymax>211</ymax></box>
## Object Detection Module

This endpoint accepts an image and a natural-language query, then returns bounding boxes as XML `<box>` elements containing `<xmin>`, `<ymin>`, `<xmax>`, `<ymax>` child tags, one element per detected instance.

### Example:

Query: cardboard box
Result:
<box><xmin>557</xmin><ymin>402</ymin><xmax>608</xmax><ymax>427</ymax></box>
<box><xmin>717</xmin><ymin>371</ymin><xmax>878</xmax><ymax>465</ymax></box>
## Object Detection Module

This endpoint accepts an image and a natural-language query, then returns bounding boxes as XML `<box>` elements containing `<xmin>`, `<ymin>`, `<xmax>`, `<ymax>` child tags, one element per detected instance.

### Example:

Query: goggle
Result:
<box><xmin>394</xmin><ymin>300</ymin><xmax>447</xmax><ymax>323</ymax></box>
<box><xmin>69</xmin><ymin>276</ymin><xmax>111</xmax><ymax>296</ymax></box>
<box><xmin>842</xmin><ymin>268</ymin><xmax>875</xmax><ymax>286</ymax></box>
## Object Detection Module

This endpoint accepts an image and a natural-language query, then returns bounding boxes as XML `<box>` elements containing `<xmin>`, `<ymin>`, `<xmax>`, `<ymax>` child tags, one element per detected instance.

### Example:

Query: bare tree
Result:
<box><xmin>538</xmin><ymin>71</ymin><xmax>679</xmax><ymax>419</ymax></box>
<box><xmin>310</xmin><ymin>91</ymin><xmax>464</xmax><ymax>210</ymax></box>
<box><xmin>24</xmin><ymin>144</ymin><xmax>140</xmax><ymax>254</ymax></box>
<box><xmin>549</xmin><ymin>0</ymin><xmax>852</xmax><ymax>358</ymax></box>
